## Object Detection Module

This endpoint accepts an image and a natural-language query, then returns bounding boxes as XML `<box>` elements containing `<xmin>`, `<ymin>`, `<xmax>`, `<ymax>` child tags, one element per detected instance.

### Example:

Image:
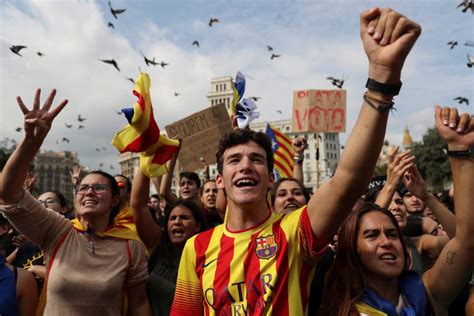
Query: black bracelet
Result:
<box><xmin>447</xmin><ymin>149</ymin><xmax>473</xmax><ymax>157</ymax></box>
<box><xmin>363</xmin><ymin>94</ymin><xmax>395</xmax><ymax>112</ymax></box>
<box><xmin>366</xmin><ymin>78</ymin><xmax>402</xmax><ymax>96</ymax></box>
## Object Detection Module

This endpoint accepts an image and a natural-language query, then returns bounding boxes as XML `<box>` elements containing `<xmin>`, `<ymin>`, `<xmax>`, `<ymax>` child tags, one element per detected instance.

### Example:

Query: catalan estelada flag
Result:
<box><xmin>265</xmin><ymin>123</ymin><xmax>295</xmax><ymax>179</ymax></box>
<box><xmin>230</xmin><ymin>71</ymin><xmax>245</xmax><ymax>114</ymax></box>
<box><xmin>112</xmin><ymin>72</ymin><xmax>180</xmax><ymax>177</ymax></box>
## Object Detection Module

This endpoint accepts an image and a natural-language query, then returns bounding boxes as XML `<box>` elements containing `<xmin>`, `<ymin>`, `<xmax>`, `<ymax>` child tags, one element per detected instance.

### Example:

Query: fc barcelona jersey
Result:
<box><xmin>170</xmin><ymin>206</ymin><xmax>328</xmax><ymax>316</ymax></box>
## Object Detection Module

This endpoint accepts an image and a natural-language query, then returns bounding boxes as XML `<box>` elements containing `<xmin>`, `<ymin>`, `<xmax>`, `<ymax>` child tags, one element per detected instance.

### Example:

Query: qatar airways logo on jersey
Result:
<box><xmin>204</xmin><ymin>273</ymin><xmax>275</xmax><ymax>315</ymax></box>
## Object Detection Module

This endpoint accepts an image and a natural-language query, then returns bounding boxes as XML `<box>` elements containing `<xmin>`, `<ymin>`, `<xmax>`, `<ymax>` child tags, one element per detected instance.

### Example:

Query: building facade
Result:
<box><xmin>32</xmin><ymin>150</ymin><xmax>81</xmax><ymax>203</ymax></box>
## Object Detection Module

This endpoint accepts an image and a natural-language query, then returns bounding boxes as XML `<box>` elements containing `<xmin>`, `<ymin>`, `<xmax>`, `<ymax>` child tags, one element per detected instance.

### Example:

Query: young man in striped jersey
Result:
<box><xmin>171</xmin><ymin>7</ymin><xmax>421</xmax><ymax>315</ymax></box>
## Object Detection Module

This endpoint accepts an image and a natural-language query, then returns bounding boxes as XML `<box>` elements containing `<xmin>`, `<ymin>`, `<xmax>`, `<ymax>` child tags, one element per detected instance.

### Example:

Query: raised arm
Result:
<box><xmin>160</xmin><ymin>151</ymin><xmax>179</xmax><ymax>205</ymax></box>
<box><xmin>375</xmin><ymin>146</ymin><xmax>415</xmax><ymax>208</ymax></box>
<box><xmin>292</xmin><ymin>136</ymin><xmax>307</xmax><ymax>183</ymax></box>
<box><xmin>403</xmin><ymin>165</ymin><xmax>456</xmax><ymax>238</ymax></box>
<box><xmin>0</xmin><ymin>89</ymin><xmax>68</xmax><ymax>204</ymax></box>
<box><xmin>307</xmin><ymin>7</ymin><xmax>421</xmax><ymax>239</ymax></box>
<box><xmin>130</xmin><ymin>169</ymin><xmax>163</xmax><ymax>250</ymax></box>
<box><xmin>423</xmin><ymin>107</ymin><xmax>474</xmax><ymax>313</ymax></box>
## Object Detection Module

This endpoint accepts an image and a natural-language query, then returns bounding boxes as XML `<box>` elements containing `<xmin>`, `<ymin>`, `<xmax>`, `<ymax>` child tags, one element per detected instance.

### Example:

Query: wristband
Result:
<box><xmin>363</xmin><ymin>94</ymin><xmax>394</xmax><ymax>112</ymax></box>
<box><xmin>447</xmin><ymin>149</ymin><xmax>473</xmax><ymax>157</ymax></box>
<box><xmin>365</xmin><ymin>78</ymin><xmax>402</xmax><ymax>96</ymax></box>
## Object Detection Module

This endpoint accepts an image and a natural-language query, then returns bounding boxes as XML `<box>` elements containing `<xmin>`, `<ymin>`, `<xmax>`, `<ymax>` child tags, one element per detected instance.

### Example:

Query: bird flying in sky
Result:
<box><xmin>467</xmin><ymin>54</ymin><xmax>474</xmax><ymax>68</ymax></box>
<box><xmin>108</xmin><ymin>22</ymin><xmax>115</xmax><ymax>29</ymax></box>
<box><xmin>454</xmin><ymin>96</ymin><xmax>469</xmax><ymax>105</ymax></box>
<box><xmin>326</xmin><ymin>76</ymin><xmax>345</xmax><ymax>89</ymax></box>
<box><xmin>208</xmin><ymin>18</ymin><xmax>219</xmax><ymax>27</ymax></box>
<box><xmin>108</xmin><ymin>1</ymin><xmax>126</xmax><ymax>19</ymax></box>
<box><xmin>99</xmin><ymin>59</ymin><xmax>120</xmax><ymax>72</ymax></box>
<box><xmin>192</xmin><ymin>40</ymin><xmax>200</xmax><ymax>47</ymax></box>
<box><xmin>250</xmin><ymin>96</ymin><xmax>261</xmax><ymax>101</ymax></box>
<box><xmin>457</xmin><ymin>0</ymin><xmax>474</xmax><ymax>13</ymax></box>
<box><xmin>266</xmin><ymin>45</ymin><xmax>273</xmax><ymax>52</ymax></box>
<box><xmin>174</xmin><ymin>92</ymin><xmax>180</xmax><ymax>96</ymax></box>
<box><xmin>10</xmin><ymin>45</ymin><xmax>27</xmax><ymax>56</ymax></box>
<box><xmin>78</xmin><ymin>115</ymin><xmax>87</xmax><ymax>122</ymax></box>
<box><xmin>270</xmin><ymin>53</ymin><xmax>280</xmax><ymax>60</ymax></box>
<box><xmin>447</xmin><ymin>41</ymin><xmax>458</xmax><ymax>49</ymax></box>
<box><xmin>65</xmin><ymin>123</ymin><xmax>73</xmax><ymax>128</ymax></box>
<box><xmin>159</xmin><ymin>61</ymin><xmax>169</xmax><ymax>68</ymax></box>
<box><xmin>37</xmin><ymin>51</ymin><xmax>45</xmax><ymax>56</ymax></box>
<box><xmin>15</xmin><ymin>127</ymin><xmax>22</xmax><ymax>132</ymax></box>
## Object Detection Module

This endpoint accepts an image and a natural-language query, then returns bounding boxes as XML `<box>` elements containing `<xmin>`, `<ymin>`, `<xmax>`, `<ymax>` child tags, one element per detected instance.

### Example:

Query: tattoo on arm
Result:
<box><xmin>446</xmin><ymin>251</ymin><xmax>456</xmax><ymax>266</ymax></box>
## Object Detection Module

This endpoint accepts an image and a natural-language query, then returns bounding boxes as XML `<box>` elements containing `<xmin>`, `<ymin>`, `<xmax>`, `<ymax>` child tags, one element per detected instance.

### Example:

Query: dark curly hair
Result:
<box><xmin>216</xmin><ymin>129</ymin><xmax>273</xmax><ymax>175</ymax></box>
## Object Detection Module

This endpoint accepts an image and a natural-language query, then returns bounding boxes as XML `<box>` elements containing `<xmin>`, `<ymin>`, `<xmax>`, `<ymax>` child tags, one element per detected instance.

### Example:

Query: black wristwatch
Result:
<box><xmin>365</xmin><ymin>78</ymin><xmax>402</xmax><ymax>96</ymax></box>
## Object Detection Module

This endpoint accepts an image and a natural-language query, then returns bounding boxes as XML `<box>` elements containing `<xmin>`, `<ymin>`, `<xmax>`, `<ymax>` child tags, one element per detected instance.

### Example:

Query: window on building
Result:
<box><xmin>305</xmin><ymin>153</ymin><xmax>310</xmax><ymax>159</ymax></box>
<box><xmin>224</xmin><ymin>84</ymin><xmax>226</xmax><ymax>90</ymax></box>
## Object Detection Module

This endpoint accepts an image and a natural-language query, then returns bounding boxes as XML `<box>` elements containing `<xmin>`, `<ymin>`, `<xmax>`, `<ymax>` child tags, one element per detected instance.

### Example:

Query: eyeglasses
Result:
<box><xmin>38</xmin><ymin>198</ymin><xmax>60</xmax><ymax>206</ymax></box>
<box><xmin>76</xmin><ymin>184</ymin><xmax>110</xmax><ymax>195</ymax></box>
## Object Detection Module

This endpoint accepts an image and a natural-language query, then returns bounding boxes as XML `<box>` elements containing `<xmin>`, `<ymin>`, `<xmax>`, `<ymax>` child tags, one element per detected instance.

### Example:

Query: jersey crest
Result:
<box><xmin>255</xmin><ymin>234</ymin><xmax>278</xmax><ymax>259</ymax></box>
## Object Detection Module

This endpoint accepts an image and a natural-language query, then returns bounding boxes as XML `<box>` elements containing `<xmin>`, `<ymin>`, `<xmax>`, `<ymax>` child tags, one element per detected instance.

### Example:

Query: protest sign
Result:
<box><xmin>165</xmin><ymin>103</ymin><xmax>232</xmax><ymax>171</ymax></box>
<box><xmin>292</xmin><ymin>89</ymin><xmax>346</xmax><ymax>133</ymax></box>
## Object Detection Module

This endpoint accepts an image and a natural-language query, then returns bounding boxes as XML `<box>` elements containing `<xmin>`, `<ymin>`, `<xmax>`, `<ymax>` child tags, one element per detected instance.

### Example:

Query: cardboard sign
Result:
<box><xmin>292</xmin><ymin>89</ymin><xmax>346</xmax><ymax>133</ymax></box>
<box><xmin>165</xmin><ymin>103</ymin><xmax>232</xmax><ymax>171</ymax></box>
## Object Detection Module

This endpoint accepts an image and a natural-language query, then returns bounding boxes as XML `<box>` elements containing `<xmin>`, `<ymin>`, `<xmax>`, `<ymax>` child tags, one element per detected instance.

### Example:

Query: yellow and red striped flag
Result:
<box><xmin>265</xmin><ymin>123</ymin><xmax>295</xmax><ymax>179</ymax></box>
<box><xmin>112</xmin><ymin>73</ymin><xmax>179</xmax><ymax>177</ymax></box>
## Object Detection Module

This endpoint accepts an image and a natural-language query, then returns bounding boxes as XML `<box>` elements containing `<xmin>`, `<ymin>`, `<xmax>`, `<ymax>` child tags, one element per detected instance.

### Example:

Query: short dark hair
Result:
<box><xmin>179</xmin><ymin>172</ymin><xmax>201</xmax><ymax>188</ymax></box>
<box><xmin>270</xmin><ymin>178</ymin><xmax>310</xmax><ymax>206</ymax></box>
<box><xmin>150</xmin><ymin>194</ymin><xmax>160</xmax><ymax>200</ymax></box>
<box><xmin>216</xmin><ymin>129</ymin><xmax>274</xmax><ymax>175</ymax></box>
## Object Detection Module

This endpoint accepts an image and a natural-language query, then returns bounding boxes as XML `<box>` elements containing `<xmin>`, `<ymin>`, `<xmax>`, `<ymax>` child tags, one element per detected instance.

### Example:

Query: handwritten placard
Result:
<box><xmin>292</xmin><ymin>89</ymin><xmax>346</xmax><ymax>133</ymax></box>
<box><xmin>165</xmin><ymin>103</ymin><xmax>232</xmax><ymax>171</ymax></box>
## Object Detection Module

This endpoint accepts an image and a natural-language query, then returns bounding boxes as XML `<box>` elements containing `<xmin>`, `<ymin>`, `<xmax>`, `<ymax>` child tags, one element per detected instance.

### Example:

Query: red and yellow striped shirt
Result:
<box><xmin>170</xmin><ymin>206</ymin><xmax>328</xmax><ymax>316</ymax></box>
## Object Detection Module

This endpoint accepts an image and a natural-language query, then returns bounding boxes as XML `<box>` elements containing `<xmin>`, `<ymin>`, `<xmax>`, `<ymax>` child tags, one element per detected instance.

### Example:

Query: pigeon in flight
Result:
<box><xmin>457</xmin><ymin>0</ymin><xmax>474</xmax><ymax>13</ymax></box>
<box><xmin>159</xmin><ymin>61</ymin><xmax>169</xmax><ymax>68</ymax></box>
<box><xmin>192</xmin><ymin>40</ymin><xmax>200</xmax><ymax>47</ymax></box>
<box><xmin>100</xmin><ymin>59</ymin><xmax>120</xmax><ymax>72</ymax></box>
<box><xmin>141</xmin><ymin>51</ymin><xmax>159</xmax><ymax>66</ymax></box>
<box><xmin>62</xmin><ymin>137</ymin><xmax>70</xmax><ymax>143</ymax></box>
<box><xmin>174</xmin><ymin>92</ymin><xmax>180</xmax><ymax>96</ymax></box>
<box><xmin>454</xmin><ymin>97</ymin><xmax>469</xmax><ymax>105</ymax></box>
<box><xmin>37</xmin><ymin>51</ymin><xmax>45</xmax><ymax>56</ymax></box>
<box><xmin>65</xmin><ymin>123</ymin><xmax>73</xmax><ymax>128</ymax></box>
<box><xmin>15</xmin><ymin>127</ymin><xmax>22</xmax><ymax>132</ymax></box>
<box><xmin>116</xmin><ymin>110</ymin><xmax>123</xmax><ymax>115</ymax></box>
<box><xmin>126</xmin><ymin>77</ymin><xmax>135</xmax><ymax>84</ymax></box>
<box><xmin>108</xmin><ymin>22</ymin><xmax>115</xmax><ymax>29</ymax></box>
<box><xmin>326</xmin><ymin>76</ymin><xmax>345</xmax><ymax>89</ymax></box>
<box><xmin>208</xmin><ymin>18</ymin><xmax>219</xmax><ymax>27</ymax></box>
<box><xmin>467</xmin><ymin>54</ymin><xmax>474</xmax><ymax>68</ymax></box>
<box><xmin>99</xmin><ymin>163</ymin><xmax>104</xmax><ymax>167</ymax></box>
<box><xmin>78</xmin><ymin>115</ymin><xmax>86</xmax><ymax>122</ymax></box>
<box><xmin>10</xmin><ymin>45</ymin><xmax>27</xmax><ymax>56</ymax></box>
<box><xmin>250</xmin><ymin>96</ymin><xmax>261</xmax><ymax>101</ymax></box>
<box><xmin>276</xmin><ymin>110</ymin><xmax>282</xmax><ymax>114</ymax></box>
<box><xmin>447</xmin><ymin>41</ymin><xmax>458</xmax><ymax>49</ymax></box>
<box><xmin>110</xmin><ymin>165</ymin><xmax>115</xmax><ymax>170</ymax></box>
<box><xmin>96</xmin><ymin>148</ymin><xmax>101</xmax><ymax>151</ymax></box>
<box><xmin>270</xmin><ymin>53</ymin><xmax>281</xmax><ymax>60</ymax></box>
<box><xmin>108</xmin><ymin>1</ymin><xmax>126</xmax><ymax>19</ymax></box>
<box><xmin>78</xmin><ymin>125</ymin><xmax>85</xmax><ymax>129</ymax></box>
<box><xmin>266</xmin><ymin>45</ymin><xmax>273</xmax><ymax>52</ymax></box>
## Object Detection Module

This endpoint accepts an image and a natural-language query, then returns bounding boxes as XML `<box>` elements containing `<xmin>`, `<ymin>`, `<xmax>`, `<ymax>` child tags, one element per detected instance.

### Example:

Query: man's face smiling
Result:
<box><xmin>216</xmin><ymin>141</ymin><xmax>274</xmax><ymax>208</ymax></box>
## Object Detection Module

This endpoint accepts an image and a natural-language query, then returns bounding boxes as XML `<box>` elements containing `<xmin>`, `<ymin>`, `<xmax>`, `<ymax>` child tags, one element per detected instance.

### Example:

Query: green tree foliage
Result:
<box><xmin>411</xmin><ymin>127</ymin><xmax>450</xmax><ymax>192</ymax></box>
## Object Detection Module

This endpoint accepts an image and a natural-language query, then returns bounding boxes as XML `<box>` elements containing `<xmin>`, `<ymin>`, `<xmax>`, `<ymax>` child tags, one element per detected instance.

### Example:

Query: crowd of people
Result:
<box><xmin>1</xmin><ymin>6</ymin><xmax>473</xmax><ymax>316</ymax></box>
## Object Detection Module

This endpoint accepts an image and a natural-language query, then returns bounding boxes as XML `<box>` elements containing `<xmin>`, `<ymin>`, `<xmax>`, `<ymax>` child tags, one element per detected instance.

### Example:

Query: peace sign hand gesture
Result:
<box><xmin>17</xmin><ymin>89</ymin><xmax>68</xmax><ymax>144</ymax></box>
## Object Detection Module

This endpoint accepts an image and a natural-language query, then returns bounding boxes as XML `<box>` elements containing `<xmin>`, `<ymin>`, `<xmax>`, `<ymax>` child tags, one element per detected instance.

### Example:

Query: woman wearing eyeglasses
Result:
<box><xmin>0</xmin><ymin>89</ymin><xmax>152</xmax><ymax>315</ymax></box>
